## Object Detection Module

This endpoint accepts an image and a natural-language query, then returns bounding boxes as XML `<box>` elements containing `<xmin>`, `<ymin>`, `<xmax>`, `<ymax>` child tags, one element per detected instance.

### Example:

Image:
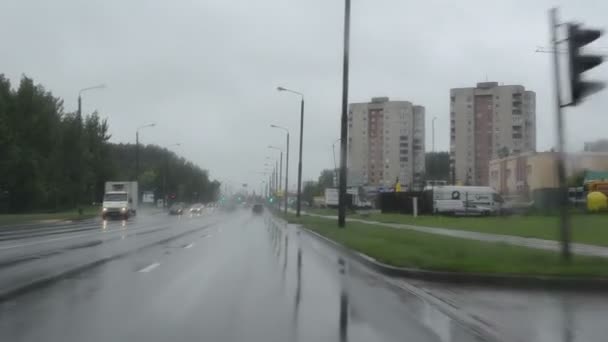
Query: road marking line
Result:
<box><xmin>138</xmin><ymin>262</ymin><xmax>160</xmax><ymax>273</ymax></box>
<box><xmin>183</xmin><ymin>243</ymin><xmax>194</xmax><ymax>249</ymax></box>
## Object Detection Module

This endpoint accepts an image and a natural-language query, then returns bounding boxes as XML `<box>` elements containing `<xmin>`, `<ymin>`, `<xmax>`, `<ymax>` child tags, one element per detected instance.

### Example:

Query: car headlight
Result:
<box><xmin>121</xmin><ymin>207</ymin><xmax>127</xmax><ymax>212</ymax></box>
<box><xmin>102</xmin><ymin>208</ymin><xmax>108</xmax><ymax>212</ymax></box>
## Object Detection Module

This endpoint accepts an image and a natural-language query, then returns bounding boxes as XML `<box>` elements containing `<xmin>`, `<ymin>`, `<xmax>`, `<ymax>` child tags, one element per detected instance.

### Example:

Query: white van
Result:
<box><xmin>430</xmin><ymin>186</ymin><xmax>504</xmax><ymax>215</ymax></box>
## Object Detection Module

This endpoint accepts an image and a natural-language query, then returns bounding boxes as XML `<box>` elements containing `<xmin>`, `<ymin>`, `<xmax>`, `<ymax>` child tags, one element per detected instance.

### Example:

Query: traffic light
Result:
<box><xmin>567</xmin><ymin>23</ymin><xmax>605</xmax><ymax>105</ymax></box>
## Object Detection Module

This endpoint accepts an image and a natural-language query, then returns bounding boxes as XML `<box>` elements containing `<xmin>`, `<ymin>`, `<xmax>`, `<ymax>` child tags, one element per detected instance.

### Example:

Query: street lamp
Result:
<box><xmin>264</xmin><ymin>159</ymin><xmax>277</xmax><ymax>195</ymax></box>
<box><xmin>163</xmin><ymin>143</ymin><xmax>181</xmax><ymax>207</ymax></box>
<box><xmin>271</xmin><ymin>125</ymin><xmax>290</xmax><ymax>215</ymax></box>
<box><xmin>432</xmin><ymin>116</ymin><xmax>437</xmax><ymax>153</ymax></box>
<box><xmin>135</xmin><ymin>122</ymin><xmax>156</xmax><ymax>183</ymax></box>
<box><xmin>76</xmin><ymin>84</ymin><xmax>106</xmax><ymax>209</ymax></box>
<box><xmin>277</xmin><ymin>86</ymin><xmax>304</xmax><ymax>217</ymax></box>
<box><xmin>78</xmin><ymin>84</ymin><xmax>106</xmax><ymax>120</ymax></box>
<box><xmin>268</xmin><ymin>145</ymin><xmax>284</xmax><ymax>199</ymax></box>
<box><xmin>338</xmin><ymin>0</ymin><xmax>351</xmax><ymax>227</ymax></box>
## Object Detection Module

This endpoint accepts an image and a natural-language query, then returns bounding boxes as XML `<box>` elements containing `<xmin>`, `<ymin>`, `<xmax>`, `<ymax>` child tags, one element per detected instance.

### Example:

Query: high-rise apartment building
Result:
<box><xmin>348</xmin><ymin>97</ymin><xmax>425</xmax><ymax>189</ymax></box>
<box><xmin>450</xmin><ymin>82</ymin><xmax>536</xmax><ymax>186</ymax></box>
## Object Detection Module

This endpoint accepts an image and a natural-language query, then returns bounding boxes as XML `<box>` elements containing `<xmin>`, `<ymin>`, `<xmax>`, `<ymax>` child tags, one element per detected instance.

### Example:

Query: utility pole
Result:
<box><xmin>338</xmin><ymin>0</ymin><xmax>351</xmax><ymax>228</ymax></box>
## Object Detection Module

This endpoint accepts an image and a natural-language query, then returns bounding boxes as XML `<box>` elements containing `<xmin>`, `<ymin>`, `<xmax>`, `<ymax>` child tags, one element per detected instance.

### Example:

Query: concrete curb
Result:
<box><xmin>274</xmin><ymin>215</ymin><xmax>608</xmax><ymax>292</ymax></box>
<box><xmin>0</xmin><ymin>222</ymin><xmax>217</xmax><ymax>302</ymax></box>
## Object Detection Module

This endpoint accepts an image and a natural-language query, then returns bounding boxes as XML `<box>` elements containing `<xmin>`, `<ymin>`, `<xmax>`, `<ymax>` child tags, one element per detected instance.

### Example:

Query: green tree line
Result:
<box><xmin>0</xmin><ymin>75</ymin><xmax>219</xmax><ymax>213</ymax></box>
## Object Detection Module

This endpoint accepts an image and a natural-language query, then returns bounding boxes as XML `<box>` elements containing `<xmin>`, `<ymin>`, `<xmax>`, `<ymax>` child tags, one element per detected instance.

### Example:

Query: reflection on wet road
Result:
<box><xmin>1</xmin><ymin>209</ymin><xmax>608</xmax><ymax>341</ymax></box>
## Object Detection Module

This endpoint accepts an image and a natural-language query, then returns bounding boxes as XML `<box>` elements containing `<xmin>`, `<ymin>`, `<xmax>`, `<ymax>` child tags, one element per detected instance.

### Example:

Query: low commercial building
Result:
<box><xmin>489</xmin><ymin>152</ymin><xmax>608</xmax><ymax>200</ymax></box>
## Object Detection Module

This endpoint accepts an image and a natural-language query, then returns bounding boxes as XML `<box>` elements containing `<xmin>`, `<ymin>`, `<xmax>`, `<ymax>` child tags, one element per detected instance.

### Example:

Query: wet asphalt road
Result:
<box><xmin>1</xmin><ymin>208</ymin><xmax>608</xmax><ymax>342</ymax></box>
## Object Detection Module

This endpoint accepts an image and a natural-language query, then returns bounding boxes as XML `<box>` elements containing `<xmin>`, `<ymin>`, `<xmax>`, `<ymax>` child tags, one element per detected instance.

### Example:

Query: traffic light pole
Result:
<box><xmin>550</xmin><ymin>8</ymin><xmax>571</xmax><ymax>261</ymax></box>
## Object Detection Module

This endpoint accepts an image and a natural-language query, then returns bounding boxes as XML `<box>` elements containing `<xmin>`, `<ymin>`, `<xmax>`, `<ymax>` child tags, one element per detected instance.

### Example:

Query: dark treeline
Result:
<box><xmin>0</xmin><ymin>75</ymin><xmax>219</xmax><ymax>213</ymax></box>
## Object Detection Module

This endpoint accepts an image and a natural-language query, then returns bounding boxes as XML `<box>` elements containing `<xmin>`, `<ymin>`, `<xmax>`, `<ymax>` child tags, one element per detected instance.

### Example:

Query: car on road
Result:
<box><xmin>189</xmin><ymin>203</ymin><xmax>204</xmax><ymax>214</ymax></box>
<box><xmin>252</xmin><ymin>203</ymin><xmax>264</xmax><ymax>214</ymax></box>
<box><xmin>169</xmin><ymin>203</ymin><xmax>186</xmax><ymax>215</ymax></box>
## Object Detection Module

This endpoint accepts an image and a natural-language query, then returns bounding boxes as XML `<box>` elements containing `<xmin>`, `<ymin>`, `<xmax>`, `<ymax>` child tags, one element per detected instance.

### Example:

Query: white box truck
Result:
<box><xmin>102</xmin><ymin>181</ymin><xmax>138</xmax><ymax>220</ymax></box>
<box><xmin>324</xmin><ymin>188</ymin><xmax>339</xmax><ymax>208</ymax></box>
<box><xmin>430</xmin><ymin>185</ymin><xmax>504</xmax><ymax>216</ymax></box>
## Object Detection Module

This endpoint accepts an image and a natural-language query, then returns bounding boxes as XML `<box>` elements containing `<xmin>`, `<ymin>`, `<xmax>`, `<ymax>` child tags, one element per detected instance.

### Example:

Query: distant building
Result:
<box><xmin>348</xmin><ymin>97</ymin><xmax>425</xmax><ymax>190</ymax></box>
<box><xmin>584</xmin><ymin>139</ymin><xmax>608</xmax><ymax>152</ymax></box>
<box><xmin>489</xmin><ymin>151</ymin><xmax>608</xmax><ymax>198</ymax></box>
<box><xmin>450</xmin><ymin>82</ymin><xmax>536</xmax><ymax>186</ymax></box>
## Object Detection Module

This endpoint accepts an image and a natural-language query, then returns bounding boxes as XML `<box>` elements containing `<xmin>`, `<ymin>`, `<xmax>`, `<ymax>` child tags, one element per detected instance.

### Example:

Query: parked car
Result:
<box><xmin>169</xmin><ymin>203</ymin><xmax>186</xmax><ymax>215</ymax></box>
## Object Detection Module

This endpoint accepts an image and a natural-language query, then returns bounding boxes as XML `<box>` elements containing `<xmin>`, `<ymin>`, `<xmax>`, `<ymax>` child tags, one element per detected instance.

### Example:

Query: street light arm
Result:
<box><xmin>137</xmin><ymin>122</ymin><xmax>157</xmax><ymax>131</ymax></box>
<box><xmin>270</xmin><ymin>124</ymin><xmax>289</xmax><ymax>134</ymax></box>
<box><xmin>79</xmin><ymin>84</ymin><xmax>106</xmax><ymax>96</ymax></box>
<box><xmin>276</xmin><ymin>86</ymin><xmax>303</xmax><ymax>98</ymax></box>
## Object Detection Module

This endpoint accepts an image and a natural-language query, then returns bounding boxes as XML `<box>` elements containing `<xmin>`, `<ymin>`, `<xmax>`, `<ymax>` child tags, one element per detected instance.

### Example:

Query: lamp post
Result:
<box><xmin>338</xmin><ymin>0</ymin><xmax>351</xmax><ymax>228</ymax></box>
<box><xmin>78</xmin><ymin>84</ymin><xmax>106</xmax><ymax>121</ymax></box>
<box><xmin>432</xmin><ymin>116</ymin><xmax>437</xmax><ymax>153</ymax></box>
<box><xmin>271</xmin><ymin>125</ymin><xmax>290</xmax><ymax>214</ymax></box>
<box><xmin>76</xmin><ymin>84</ymin><xmax>105</xmax><ymax>208</ymax></box>
<box><xmin>277</xmin><ymin>87</ymin><xmax>304</xmax><ymax>217</ymax></box>
<box><xmin>269</xmin><ymin>145</ymin><xmax>284</xmax><ymax>209</ymax></box>
<box><xmin>135</xmin><ymin>123</ymin><xmax>156</xmax><ymax>182</ymax></box>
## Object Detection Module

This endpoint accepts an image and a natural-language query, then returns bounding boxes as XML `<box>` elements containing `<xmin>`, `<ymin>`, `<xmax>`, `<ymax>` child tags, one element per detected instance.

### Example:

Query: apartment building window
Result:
<box><xmin>450</xmin><ymin>96</ymin><xmax>455</xmax><ymax>102</ymax></box>
<box><xmin>400</xmin><ymin>157</ymin><xmax>408</xmax><ymax>162</ymax></box>
<box><xmin>400</xmin><ymin>142</ymin><xmax>408</xmax><ymax>147</ymax></box>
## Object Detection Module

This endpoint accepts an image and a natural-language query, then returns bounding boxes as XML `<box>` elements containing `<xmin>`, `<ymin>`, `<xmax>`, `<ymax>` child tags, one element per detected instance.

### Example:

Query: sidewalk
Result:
<box><xmin>303</xmin><ymin>212</ymin><xmax>608</xmax><ymax>258</ymax></box>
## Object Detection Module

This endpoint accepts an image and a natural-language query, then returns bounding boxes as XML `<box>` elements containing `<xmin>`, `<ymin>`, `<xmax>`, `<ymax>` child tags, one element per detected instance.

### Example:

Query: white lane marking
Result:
<box><xmin>183</xmin><ymin>243</ymin><xmax>194</xmax><ymax>249</ymax></box>
<box><xmin>138</xmin><ymin>262</ymin><xmax>160</xmax><ymax>273</ymax></box>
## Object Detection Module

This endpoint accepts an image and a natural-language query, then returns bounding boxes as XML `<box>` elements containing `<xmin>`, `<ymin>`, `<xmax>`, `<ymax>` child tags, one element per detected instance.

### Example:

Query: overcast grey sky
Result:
<box><xmin>2</xmin><ymin>0</ymin><xmax>607</xmax><ymax>191</ymax></box>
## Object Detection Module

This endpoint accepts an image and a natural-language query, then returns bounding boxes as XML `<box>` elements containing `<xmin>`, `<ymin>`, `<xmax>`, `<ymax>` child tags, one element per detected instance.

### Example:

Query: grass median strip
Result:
<box><xmin>0</xmin><ymin>206</ymin><xmax>99</xmax><ymax>227</ymax></box>
<box><xmin>286</xmin><ymin>214</ymin><xmax>608</xmax><ymax>277</ymax></box>
<box><xmin>306</xmin><ymin>209</ymin><xmax>608</xmax><ymax>247</ymax></box>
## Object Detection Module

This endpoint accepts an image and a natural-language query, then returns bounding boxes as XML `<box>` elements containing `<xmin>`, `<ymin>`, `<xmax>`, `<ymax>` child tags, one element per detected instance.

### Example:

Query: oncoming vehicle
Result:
<box><xmin>102</xmin><ymin>181</ymin><xmax>138</xmax><ymax>220</ymax></box>
<box><xmin>431</xmin><ymin>186</ymin><xmax>504</xmax><ymax>216</ymax></box>
<box><xmin>189</xmin><ymin>203</ymin><xmax>204</xmax><ymax>214</ymax></box>
<box><xmin>169</xmin><ymin>203</ymin><xmax>186</xmax><ymax>215</ymax></box>
<box><xmin>252</xmin><ymin>203</ymin><xmax>264</xmax><ymax>214</ymax></box>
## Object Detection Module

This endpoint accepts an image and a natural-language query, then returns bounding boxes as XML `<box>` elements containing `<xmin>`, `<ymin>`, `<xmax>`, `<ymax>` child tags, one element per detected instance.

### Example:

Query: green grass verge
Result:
<box><xmin>285</xmin><ymin>214</ymin><xmax>608</xmax><ymax>277</ymax></box>
<box><xmin>0</xmin><ymin>206</ymin><xmax>99</xmax><ymax>227</ymax></box>
<box><xmin>303</xmin><ymin>208</ymin><xmax>608</xmax><ymax>247</ymax></box>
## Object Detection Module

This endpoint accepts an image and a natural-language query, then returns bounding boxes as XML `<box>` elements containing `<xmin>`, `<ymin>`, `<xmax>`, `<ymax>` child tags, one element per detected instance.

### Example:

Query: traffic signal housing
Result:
<box><xmin>567</xmin><ymin>23</ymin><xmax>605</xmax><ymax>105</ymax></box>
